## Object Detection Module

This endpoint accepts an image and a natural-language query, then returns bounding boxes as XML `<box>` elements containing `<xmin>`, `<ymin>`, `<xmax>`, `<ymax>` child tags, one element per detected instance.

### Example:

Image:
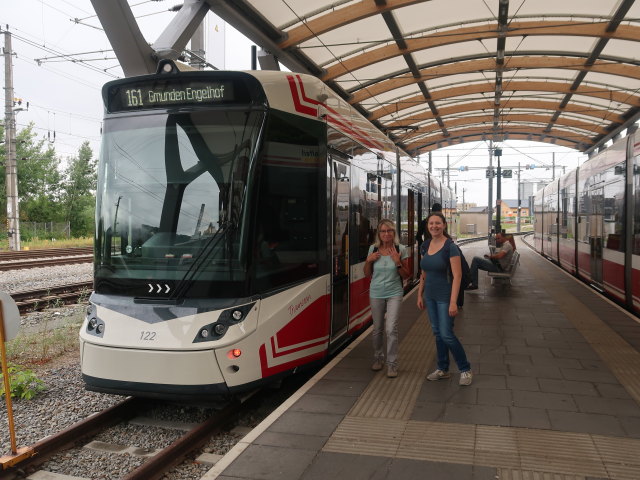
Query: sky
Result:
<box><xmin>2</xmin><ymin>0</ymin><xmax>589</xmax><ymax>206</ymax></box>
<box><xmin>2</xmin><ymin>0</ymin><xmax>255</xmax><ymax>160</ymax></box>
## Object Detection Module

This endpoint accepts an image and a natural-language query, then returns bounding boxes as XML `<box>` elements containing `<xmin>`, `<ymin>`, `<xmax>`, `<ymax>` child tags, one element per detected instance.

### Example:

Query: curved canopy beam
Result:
<box><xmin>407</xmin><ymin>126</ymin><xmax>592</xmax><ymax>153</ymax></box>
<box><xmin>349</xmin><ymin>56</ymin><xmax>640</xmax><ymax>104</ymax></box>
<box><xmin>129</xmin><ymin>0</ymin><xmax>639</xmax><ymax>155</ymax></box>
<box><xmin>369</xmin><ymin>80</ymin><xmax>639</xmax><ymax>121</ymax></box>
<box><xmin>384</xmin><ymin>100</ymin><xmax>626</xmax><ymax>128</ymax></box>
<box><xmin>320</xmin><ymin>21</ymin><xmax>640</xmax><ymax>82</ymax></box>
<box><xmin>404</xmin><ymin>114</ymin><xmax>609</xmax><ymax>141</ymax></box>
<box><xmin>414</xmin><ymin>132</ymin><xmax>580</xmax><ymax>153</ymax></box>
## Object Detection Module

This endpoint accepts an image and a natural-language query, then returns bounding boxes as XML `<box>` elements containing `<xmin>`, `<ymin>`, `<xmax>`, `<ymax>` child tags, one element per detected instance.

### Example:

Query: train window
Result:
<box><xmin>251</xmin><ymin>110</ymin><xmax>327</xmax><ymax>292</ymax></box>
<box><xmin>351</xmin><ymin>165</ymin><xmax>377</xmax><ymax>263</ymax></box>
<box><xmin>94</xmin><ymin>109</ymin><xmax>265</xmax><ymax>298</ymax></box>
<box><xmin>634</xmin><ymin>154</ymin><xmax>640</xmax><ymax>255</ymax></box>
<box><xmin>604</xmin><ymin>166</ymin><xmax>625</xmax><ymax>252</ymax></box>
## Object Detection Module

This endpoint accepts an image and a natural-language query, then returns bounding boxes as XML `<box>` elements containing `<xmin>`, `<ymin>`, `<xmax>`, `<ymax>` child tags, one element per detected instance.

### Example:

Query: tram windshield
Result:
<box><xmin>95</xmin><ymin>109</ymin><xmax>264</xmax><ymax>298</ymax></box>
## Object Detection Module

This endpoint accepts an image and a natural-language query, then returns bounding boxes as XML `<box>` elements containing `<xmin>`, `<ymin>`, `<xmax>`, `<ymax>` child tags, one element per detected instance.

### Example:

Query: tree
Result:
<box><xmin>62</xmin><ymin>141</ymin><xmax>97</xmax><ymax>237</ymax></box>
<box><xmin>0</xmin><ymin>122</ymin><xmax>63</xmax><ymax>225</ymax></box>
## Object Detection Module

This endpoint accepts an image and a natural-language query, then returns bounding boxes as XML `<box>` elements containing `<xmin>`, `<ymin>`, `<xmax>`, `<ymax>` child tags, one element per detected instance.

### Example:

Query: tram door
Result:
<box><xmin>330</xmin><ymin>158</ymin><xmax>350</xmax><ymax>343</ymax></box>
<box><xmin>589</xmin><ymin>187</ymin><xmax>604</xmax><ymax>286</ymax></box>
<box><xmin>407</xmin><ymin>190</ymin><xmax>416</xmax><ymax>280</ymax></box>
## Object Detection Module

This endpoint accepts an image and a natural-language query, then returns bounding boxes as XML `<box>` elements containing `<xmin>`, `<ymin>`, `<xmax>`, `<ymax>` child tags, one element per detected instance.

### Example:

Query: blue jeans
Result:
<box><xmin>425</xmin><ymin>298</ymin><xmax>470</xmax><ymax>373</ymax></box>
<box><xmin>469</xmin><ymin>256</ymin><xmax>500</xmax><ymax>286</ymax></box>
<box><xmin>370</xmin><ymin>296</ymin><xmax>402</xmax><ymax>368</ymax></box>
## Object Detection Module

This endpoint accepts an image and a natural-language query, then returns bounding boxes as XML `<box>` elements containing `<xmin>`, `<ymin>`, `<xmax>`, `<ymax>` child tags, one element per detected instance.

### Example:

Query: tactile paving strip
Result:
<box><xmin>348</xmin><ymin>313</ymin><xmax>434</xmax><ymax>420</ymax></box>
<box><xmin>526</xmin><ymin>258</ymin><xmax>640</xmax><ymax>405</ymax></box>
<box><xmin>324</xmin><ymin>417</ymin><xmax>640</xmax><ymax>479</ymax></box>
<box><xmin>324</xmin><ymin>251</ymin><xmax>640</xmax><ymax>479</ymax></box>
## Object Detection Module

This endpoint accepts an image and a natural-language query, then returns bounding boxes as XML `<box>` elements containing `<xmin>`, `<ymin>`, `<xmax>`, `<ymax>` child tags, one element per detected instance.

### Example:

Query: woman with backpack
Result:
<box><xmin>417</xmin><ymin>212</ymin><xmax>473</xmax><ymax>386</ymax></box>
<box><xmin>364</xmin><ymin>219</ymin><xmax>409</xmax><ymax>378</ymax></box>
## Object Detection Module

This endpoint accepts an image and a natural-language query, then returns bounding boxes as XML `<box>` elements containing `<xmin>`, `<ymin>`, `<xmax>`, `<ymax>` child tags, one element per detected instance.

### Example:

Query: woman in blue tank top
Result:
<box><xmin>364</xmin><ymin>219</ymin><xmax>409</xmax><ymax>378</ymax></box>
<box><xmin>417</xmin><ymin>212</ymin><xmax>473</xmax><ymax>386</ymax></box>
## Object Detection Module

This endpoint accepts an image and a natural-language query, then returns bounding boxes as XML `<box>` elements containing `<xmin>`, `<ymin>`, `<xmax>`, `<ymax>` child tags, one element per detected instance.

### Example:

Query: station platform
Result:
<box><xmin>204</xmin><ymin>238</ymin><xmax>640</xmax><ymax>480</ymax></box>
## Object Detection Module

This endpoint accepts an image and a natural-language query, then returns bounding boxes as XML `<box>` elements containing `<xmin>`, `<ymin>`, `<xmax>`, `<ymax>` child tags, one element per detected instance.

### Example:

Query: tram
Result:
<box><xmin>533</xmin><ymin>128</ymin><xmax>640</xmax><ymax>315</ymax></box>
<box><xmin>79</xmin><ymin>60</ymin><xmax>454</xmax><ymax>400</ymax></box>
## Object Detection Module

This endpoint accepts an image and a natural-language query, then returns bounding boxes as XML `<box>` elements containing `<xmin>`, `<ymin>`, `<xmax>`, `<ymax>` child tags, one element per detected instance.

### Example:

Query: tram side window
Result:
<box><xmin>252</xmin><ymin>110</ymin><xmax>327</xmax><ymax>291</ymax></box>
<box><xmin>564</xmin><ymin>184</ymin><xmax>576</xmax><ymax>240</ymax></box>
<box><xmin>604</xmin><ymin>168</ymin><xmax>625</xmax><ymax>252</ymax></box>
<box><xmin>635</xmin><ymin>154</ymin><xmax>640</xmax><ymax>255</ymax></box>
<box><xmin>577</xmin><ymin>185</ymin><xmax>589</xmax><ymax>243</ymax></box>
<box><xmin>351</xmin><ymin>167</ymin><xmax>377</xmax><ymax>262</ymax></box>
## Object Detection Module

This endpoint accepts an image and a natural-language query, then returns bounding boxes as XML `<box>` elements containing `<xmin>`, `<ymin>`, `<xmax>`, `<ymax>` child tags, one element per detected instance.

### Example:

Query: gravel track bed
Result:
<box><xmin>0</xmin><ymin>262</ymin><xmax>93</xmax><ymax>293</ymax></box>
<box><xmin>0</xmin><ymin>263</ymin><xmax>308</xmax><ymax>479</ymax></box>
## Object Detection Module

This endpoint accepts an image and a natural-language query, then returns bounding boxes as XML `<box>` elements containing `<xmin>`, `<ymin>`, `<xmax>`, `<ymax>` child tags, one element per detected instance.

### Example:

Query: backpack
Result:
<box><xmin>419</xmin><ymin>238</ymin><xmax>471</xmax><ymax>306</ymax></box>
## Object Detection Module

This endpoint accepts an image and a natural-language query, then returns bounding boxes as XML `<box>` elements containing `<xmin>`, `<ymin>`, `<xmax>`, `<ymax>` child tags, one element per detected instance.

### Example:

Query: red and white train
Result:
<box><xmin>533</xmin><ymin>128</ymin><xmax>640</xmax><ymax>315</ymax></box>
<box><xmin>80</xmin><ymin>60</ymin><xmax>454</xmax><ymax>401</ymax></box>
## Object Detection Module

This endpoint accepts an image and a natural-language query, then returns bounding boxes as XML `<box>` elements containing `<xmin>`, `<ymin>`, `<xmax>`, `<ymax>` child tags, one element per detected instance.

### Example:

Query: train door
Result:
<box><xmin>589</xmin><ymin>186</ymin><xmax>604</xmax><ymax>287</ymax></box>
<box><xmin>407</xmin><ymin>190</ymin><xmax>416</xmax><ymax>281</ymax></box>
<box><xmin>330</xmin><ymin>157</ymin><xmax>350</xmax><ymax>344</ymax></box>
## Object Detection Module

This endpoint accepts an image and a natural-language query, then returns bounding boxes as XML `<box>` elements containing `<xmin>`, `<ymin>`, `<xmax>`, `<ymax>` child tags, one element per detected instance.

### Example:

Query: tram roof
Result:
<box><xmin>94</xmin><ymin>0</ymin><xmax>640</xmax><ymax>156</ymax></box>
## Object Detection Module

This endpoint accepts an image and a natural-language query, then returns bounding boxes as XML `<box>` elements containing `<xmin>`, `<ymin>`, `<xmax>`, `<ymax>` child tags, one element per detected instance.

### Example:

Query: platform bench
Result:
<box><xmin>488</xmin><ymin>250</ymin><xmax>520</xmax><ymax>285</ymax></box>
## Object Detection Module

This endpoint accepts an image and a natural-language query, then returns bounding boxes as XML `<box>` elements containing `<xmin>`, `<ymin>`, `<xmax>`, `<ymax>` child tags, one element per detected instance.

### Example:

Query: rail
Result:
<box><xmin>11</xmin><ymin>281</ymin><xmax>94</xmax><ymax>314</ymax></box>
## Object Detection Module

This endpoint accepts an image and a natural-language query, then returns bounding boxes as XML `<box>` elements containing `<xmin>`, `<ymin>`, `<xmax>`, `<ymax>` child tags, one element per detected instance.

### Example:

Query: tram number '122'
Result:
<box><xmin>140</xmin><ymin>331</ymin><xmax>157</xmax><ymax>341</ymax></box>
<box><xmin>125</xmin><ymin>89</ymin><xmax>143</xmax><ymax>107</ymax></box>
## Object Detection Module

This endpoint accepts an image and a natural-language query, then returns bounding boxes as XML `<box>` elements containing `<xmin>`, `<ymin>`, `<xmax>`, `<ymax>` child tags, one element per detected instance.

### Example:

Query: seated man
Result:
<box><xmin>467</xmin><ymin>232</ymin><xmax>514</xmax><ymax>289</ymax></box>
<box><xmin>501</xmin><ymin>230</ymin><xmax>516</xmax><ymax>251</ymax></box>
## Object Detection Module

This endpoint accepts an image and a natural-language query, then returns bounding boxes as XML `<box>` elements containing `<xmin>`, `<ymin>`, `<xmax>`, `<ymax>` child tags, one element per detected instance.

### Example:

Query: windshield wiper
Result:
<box><xmin>169</xmin><ymin>222</ymin><xmax>235</xmax><ymax>300</ymax></box>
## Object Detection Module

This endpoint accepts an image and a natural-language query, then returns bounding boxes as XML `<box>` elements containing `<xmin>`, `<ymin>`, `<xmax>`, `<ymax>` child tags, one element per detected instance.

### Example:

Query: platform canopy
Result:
<box><xmin>93</xmin><ymin>0</ymin><xmax>640</xmax><ymax>155</ymax></box>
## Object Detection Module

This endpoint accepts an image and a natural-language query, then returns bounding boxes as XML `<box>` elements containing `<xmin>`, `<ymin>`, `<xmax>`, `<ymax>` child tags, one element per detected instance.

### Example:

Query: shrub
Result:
<box><xmin>0</xmin><ymin>364</ymin><xmax>46</xmax><ymax>400</ymax></box>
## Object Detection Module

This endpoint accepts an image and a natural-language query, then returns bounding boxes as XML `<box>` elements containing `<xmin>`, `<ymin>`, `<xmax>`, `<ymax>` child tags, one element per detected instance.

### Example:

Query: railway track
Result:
<box><xmin>0</xmin><ymin>255</ymin><xmax>93</xmax><ymax>271</ymax></box>
<box><xmin>12</xmin><ymin>281</ymin><xmax>94</xmax><ymax>314</ymax></box>
<box><xmin>2</xmin><ymin>397</ymin><xmax>242</xmax><ymax>479</ymax></box>
<box><xmin>0</xmin><ymin>247</ymin><xmax>93</xmax><ymax>261</ymax></box>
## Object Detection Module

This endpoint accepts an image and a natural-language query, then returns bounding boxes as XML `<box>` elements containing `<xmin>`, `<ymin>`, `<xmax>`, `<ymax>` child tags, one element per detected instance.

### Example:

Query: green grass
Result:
<box><xmin>5</xmin><ymin>310</ymin><xmax>84</xmax><ymax>368</ymax></box>
<box><xmin>0</xmin><ymin>236</ymin><xmax>93</xmax><ymax>251</ymax></box>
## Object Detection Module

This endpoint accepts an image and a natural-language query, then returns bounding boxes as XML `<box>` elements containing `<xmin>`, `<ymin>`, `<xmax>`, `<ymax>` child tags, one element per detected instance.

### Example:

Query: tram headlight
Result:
<box><xmin>86</xmin><ymin>317</ymin><xmax>105</xmax><ymax>338</ymax></box>
<box><xmin>192</xmin><ymin>302</ymin><xmax>256</xmax><ymax>343</ymax></box>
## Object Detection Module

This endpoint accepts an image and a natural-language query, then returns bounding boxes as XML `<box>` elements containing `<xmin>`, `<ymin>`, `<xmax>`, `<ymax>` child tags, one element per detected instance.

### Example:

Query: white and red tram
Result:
<box><xmin>533</xmin><ymin>128</ymin><xmax>640</xmax><ymax>315</ymax></box>
<box><xmin>80</xmin><ymin>60</ymin><xmax>453</xmax><ymax>401</ymax></box>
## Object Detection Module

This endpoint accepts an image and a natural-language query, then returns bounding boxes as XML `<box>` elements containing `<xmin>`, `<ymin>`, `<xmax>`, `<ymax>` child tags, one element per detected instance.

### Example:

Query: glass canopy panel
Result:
<box><xmin>372</xmin><ymin>85</ymin><xmax>422</xmax><ymax>106</ymax></box>
<box><xmin>516</xmin><ymin>0</ymin><xmax>621</xmax><ymax>17</ymax></box>
<box><xmin>307</xmin><ymin>16</ymin><xmax>391</xmax><ymax>67</ymax></box>
<box><xmin>514</xmin><ymin>35</ymin><xmax>597</xmax><ymax>55</ymax></box>
<box><xmin>235</xmin><ymin>0</ymin><xmax>640</xmax><ymax>153</ymax></box>
<box><xmin>506</xmin><ymin>69</ymin><xmax>577</xmax><ymax>82</ymax></box>
<box><xmin>569</xmin><ymin>93</ymin><xmax>628</xmax><ymax>112</ymax></box>
<box><xmin>583</xmin><ymin>72</ymin><xmax>639</xmax><ymax>91</ymax></box>
<box><xmin>602</xmin><ymin>39</ymin><xmax>640</xmax><ymax>61</ymax></box>
<box><xmin>247</xmin><ymin>0</ymin><xmax>358</xmax><ymax>29</ymax></box>
<box><xmin>414</xmin><ymin>42</ymin><xmax>487</xmax><ymax>68</ymax></box>
<box><xmin>394</xmin><ymin>0</ymin><xmax>497</xmax><ymax>34</ymax></box>
<box><xmin>342</xmin><ymin>57</ymin><xmax>412</xmax><ymax>86</ymax></box>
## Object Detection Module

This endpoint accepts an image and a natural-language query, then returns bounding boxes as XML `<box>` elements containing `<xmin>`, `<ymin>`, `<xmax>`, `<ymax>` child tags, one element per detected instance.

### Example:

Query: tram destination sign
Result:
<box><xmin>107</xmin><ymin>79</ymin><xmax>236</xmax><ymax>112</ymax></box>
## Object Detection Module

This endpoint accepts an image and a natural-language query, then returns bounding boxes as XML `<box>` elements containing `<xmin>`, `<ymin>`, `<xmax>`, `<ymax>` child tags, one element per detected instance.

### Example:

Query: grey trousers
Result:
<box><xmin>370</xmin><ymin>295</ymin><xmax>402</xmax><ymax>368</ymax></box>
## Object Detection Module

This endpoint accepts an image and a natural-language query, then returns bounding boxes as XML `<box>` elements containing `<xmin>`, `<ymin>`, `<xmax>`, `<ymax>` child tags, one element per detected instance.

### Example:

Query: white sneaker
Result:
<box><xmin>371</xmin><ymin>360</ymin><xmax>384</xmax><ymax>371</ymax></box>
<box><xmin>459</xmin><ymin>370</ymin><xmax>473</xmax><ymax>386</ymax></box>
<box><xmin>426</xmin><ymin>369</ymin><xmax>450</xmax><ymax>381</ymax></box>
